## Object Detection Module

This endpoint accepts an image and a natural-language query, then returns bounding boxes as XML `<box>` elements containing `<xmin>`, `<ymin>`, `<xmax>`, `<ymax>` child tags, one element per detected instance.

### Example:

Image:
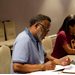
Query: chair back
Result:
<box><xmin>49</xmin><ymin>34</ymin><xmax>57</xmax><ymax>47</ymax></box>
<box><xmin>0</xmin><ymin>45</ymin><xmax>11</xmax><ymax>74</ymax></box>
<box><xmin>4</xmin><ymin>21</ymin><xmax>16</xmax><ymax>40</ymax></box>
<box><xmin>0</xmin><ymin>22</ymin><xmax>5</xmax><ymax>42</ymax></box>
<box><xmin>42</xmin><ymin>36</ymin><xmax>53</xmax><ymax>55</ymax></box>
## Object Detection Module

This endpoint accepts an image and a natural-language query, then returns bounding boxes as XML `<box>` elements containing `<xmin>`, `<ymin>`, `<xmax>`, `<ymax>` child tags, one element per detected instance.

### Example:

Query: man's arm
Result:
<box><xmin>45</xmin><ymin>54</ymin><xmax>70</xmax><ymax>66</ymax></box>
<box><xmin>13</xmin><ymin>63</ymin><xmax>41</xmax><ymax>73</ymax></box>
<box><xmin>13</xmin><ymin>61</ymin><xmax>55</xmax><ymax>73</ymax></box>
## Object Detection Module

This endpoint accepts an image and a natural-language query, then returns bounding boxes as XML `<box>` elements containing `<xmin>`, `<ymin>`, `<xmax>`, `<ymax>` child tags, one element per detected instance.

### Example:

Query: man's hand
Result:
<box><xmin>61</xmin><ymin>56</ymin><xmax>70</xmax><ymax>66</ymax></box>
<box><xmin>42</xmin><ymin>61</ymin><xmax>55</xmax><ymax>70</ymax></box>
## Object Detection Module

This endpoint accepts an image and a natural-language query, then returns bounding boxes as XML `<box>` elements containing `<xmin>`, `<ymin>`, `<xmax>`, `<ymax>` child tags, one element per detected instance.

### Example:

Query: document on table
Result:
<box><xmin>30</xmin><ymin>65</ymin><xmax>71</xmax><ymax>74</ymax></box>
<box><xmin>55</xmin><ymin>64</ymin><xmax>71</xmax><ymax>70</ymax></box>
<box><xmin>63</xmin><ymin>64</ymin><xmax>75</xmax><ymax>73</ymax></box>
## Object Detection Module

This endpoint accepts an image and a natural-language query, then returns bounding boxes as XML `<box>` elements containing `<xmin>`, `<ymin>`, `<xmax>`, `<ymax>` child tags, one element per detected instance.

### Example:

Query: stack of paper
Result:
<box><xmin>55</xmin><ymin>65</ymin><xmax>71</xmax><ymax>71</ymax></box>
<box><xmin>63</xmin><ymin>64</ymin><xmax>75</xmax><ymax>73</ymax></box>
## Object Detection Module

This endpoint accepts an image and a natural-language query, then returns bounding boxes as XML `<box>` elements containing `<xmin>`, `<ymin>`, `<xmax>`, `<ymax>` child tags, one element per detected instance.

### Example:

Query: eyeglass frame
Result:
<box><xmin>38</xmin><ymin>23</ymin><xmax>49</xmax><ymax>32</ymax></box>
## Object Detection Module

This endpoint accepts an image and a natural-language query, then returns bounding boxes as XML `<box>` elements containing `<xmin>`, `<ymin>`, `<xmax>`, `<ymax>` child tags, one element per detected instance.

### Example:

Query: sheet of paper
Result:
<box><xmin>63</xmin><ymin>64</ymin><xmax>75</xmax><ymax>73</ymax></box>
<box><xmin>55</xmin><ymin>65</ymin><xmax>71</xmax><ymax>71</ymax></box>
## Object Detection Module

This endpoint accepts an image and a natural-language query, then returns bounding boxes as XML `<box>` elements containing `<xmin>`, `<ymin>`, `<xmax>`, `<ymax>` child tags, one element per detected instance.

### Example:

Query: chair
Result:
<box><xmin>0</xmin><ymin>45</ymin><xmax>11</xmax><ymax>74</ymax></box>
<box><xmin>4</xmin><ymin>20</ymin><xmax>16</xmax><ymax>40</ymax></box>
<box><xmin>42</xmin><ymin>36</ymin><xmax>53</xmax><ymax>55</ymax></box>
<box><xmin>49</xmin><ymin>34</ymin><xmax>57</xmax><ymax>47</ymax></box>
<box><xmin>0</xmin><ymin>22</ymin><xmax>5</xmax><ymax>42</ymax></box>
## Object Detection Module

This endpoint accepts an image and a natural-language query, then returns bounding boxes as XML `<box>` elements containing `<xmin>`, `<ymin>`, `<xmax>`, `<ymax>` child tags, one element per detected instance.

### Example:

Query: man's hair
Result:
<box><xmin>29</xmin><ymin>14</ymin><xmax>51</xmax><ymax>27</ymax></box>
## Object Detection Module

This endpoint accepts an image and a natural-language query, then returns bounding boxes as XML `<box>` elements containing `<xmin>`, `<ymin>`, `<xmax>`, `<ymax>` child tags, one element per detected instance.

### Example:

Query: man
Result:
<box><xmin>10</xmin><ymin>14</ymin><xmax>70</xmax><ymax>74</ymax></box>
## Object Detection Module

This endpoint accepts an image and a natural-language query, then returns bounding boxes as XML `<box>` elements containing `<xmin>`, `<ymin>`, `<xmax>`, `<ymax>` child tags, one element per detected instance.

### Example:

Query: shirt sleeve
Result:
<box><xmin>57</xmin><ymin>31</ymin><xmax>69</xmax><ymax>46</ymax></box>
<box><xmin>12</xmin><ymin>37</ymin><xmax>29</xmax><ymax>63</ymax></box>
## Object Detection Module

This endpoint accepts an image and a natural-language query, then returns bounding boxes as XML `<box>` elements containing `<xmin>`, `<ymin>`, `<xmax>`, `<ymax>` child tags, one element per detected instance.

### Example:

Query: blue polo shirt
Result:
<box><xmin>10</xmin><ymin>27</ymin><xmax>47</xmax><ymax>74</ymax></box>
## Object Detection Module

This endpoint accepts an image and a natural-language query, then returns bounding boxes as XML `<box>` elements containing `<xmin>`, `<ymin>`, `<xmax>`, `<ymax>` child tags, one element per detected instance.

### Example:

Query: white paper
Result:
<box><xmin>63</xmin><ymin>64</ymin><xmax>75</xmax><ymax>73</ymax></box>
<box><xmin>55</xmin><ymin>65</ymin><xmax>71</xmax><ymax>71</ymax></box>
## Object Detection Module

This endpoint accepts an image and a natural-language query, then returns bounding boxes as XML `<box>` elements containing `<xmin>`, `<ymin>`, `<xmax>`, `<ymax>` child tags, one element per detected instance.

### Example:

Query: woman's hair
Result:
<box><xmin>58</xmin><ymin>14</ymin><xmax>75</xmax><ymax>34</ymax></box>
<box><xmin>29</xmin><ymin>14</ymin><xmax>51</xmax><ymax>27</ymax></box>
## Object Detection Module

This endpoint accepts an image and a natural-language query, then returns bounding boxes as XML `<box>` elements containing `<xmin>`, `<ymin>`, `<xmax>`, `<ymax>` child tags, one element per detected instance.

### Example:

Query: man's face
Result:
<box><xmin>37</xmin><ymin>27</ymin><xmax>43</xmax><ymax>41</ymax></box>
<box><xmin>37</xmin><ymin>20</ymin><xmax>51</xmax><ymax>41</ymax></box>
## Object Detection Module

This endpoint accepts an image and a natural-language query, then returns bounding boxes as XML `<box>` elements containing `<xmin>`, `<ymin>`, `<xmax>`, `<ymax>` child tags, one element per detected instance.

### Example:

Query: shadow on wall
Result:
<box><xmin>60</xmin><ymin>0</ymin><xmax>72</xmax><ymax>12</ymax></box>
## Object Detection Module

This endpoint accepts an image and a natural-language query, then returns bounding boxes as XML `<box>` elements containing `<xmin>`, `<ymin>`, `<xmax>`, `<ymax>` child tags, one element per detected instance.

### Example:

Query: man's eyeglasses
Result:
<box><xmin>38</xmin><ymin>23</ymin><xmax>49</xmax><ymax>32</ymax></box>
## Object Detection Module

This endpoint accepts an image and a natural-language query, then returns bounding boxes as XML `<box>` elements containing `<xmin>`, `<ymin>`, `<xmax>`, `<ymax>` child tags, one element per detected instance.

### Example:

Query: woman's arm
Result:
<box><xmin>62</xmin><ymin>44</ymin><xmax>75</xmax><ymax>54</ymax></box>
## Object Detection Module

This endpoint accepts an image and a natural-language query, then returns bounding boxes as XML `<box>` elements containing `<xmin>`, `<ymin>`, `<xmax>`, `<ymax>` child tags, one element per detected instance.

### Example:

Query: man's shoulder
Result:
<box><xmin>15</xmin><ymin>31</ymin><xmax>31</xmax><ymax>43</ymax></box>
<box><xmin>17</xmin><ymin>31</ymin><xmax>29</xmax><ymax>38</ymax></box>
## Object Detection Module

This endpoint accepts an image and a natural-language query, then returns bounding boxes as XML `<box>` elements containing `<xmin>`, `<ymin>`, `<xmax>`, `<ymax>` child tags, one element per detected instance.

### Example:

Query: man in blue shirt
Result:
<box><xmin>10</xmin><ymin>14</ymin><xmax>70</xmax><ymax>74</ymax></box>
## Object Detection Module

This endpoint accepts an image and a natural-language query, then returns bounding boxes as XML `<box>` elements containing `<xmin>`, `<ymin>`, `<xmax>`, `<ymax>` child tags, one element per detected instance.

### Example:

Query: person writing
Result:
<box><xmin>10</xmin><ymin>14</ymin><xmax>70</xmax><ymax>74</ymax></box>
<box><xmin>51</xmin><ymin>14</ymin><xmax>75</xmax><ymax>58</ymax></box>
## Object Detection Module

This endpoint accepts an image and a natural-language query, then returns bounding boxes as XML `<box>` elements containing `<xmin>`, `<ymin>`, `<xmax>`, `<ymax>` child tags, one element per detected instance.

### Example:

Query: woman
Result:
<box><xmin>51</xmin><ymin>14</ymin><xmax>75</xmax><ymax>58</ymax></box>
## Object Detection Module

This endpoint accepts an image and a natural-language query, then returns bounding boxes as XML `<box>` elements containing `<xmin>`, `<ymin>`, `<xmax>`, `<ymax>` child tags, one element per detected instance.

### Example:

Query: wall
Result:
<box><xmin>0</xmin><ymin>0</ymin><xmax>75</xmax><ymax>36</ymax></box>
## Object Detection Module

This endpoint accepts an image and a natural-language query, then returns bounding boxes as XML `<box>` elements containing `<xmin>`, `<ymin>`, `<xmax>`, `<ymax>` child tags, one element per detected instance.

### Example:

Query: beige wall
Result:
<box><xmin>0</xmin><ymin>0</ymin><xmax>75</xmax><ymax>36</ymax></box>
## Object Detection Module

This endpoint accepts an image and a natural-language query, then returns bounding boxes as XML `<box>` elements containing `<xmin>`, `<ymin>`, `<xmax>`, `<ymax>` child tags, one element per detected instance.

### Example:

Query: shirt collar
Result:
<box><xmin>25</xmin><ymin>27</ymin><xmax>37</xmax><ymax>42</ymax></box>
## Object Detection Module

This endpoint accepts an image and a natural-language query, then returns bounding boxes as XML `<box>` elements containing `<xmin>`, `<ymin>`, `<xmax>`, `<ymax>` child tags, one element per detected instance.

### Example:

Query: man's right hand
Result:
<box><xmin>42</xmin><ymin>61</ymin><xmax>55</xmax><ymax>70</ymax></box>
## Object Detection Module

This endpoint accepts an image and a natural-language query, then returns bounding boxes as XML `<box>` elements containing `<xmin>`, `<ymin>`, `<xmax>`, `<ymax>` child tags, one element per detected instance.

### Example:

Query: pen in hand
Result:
<box><xmin>45</xmin><ymin>58</ymin><xmax>49</xmax><ymax>63</ymax></box>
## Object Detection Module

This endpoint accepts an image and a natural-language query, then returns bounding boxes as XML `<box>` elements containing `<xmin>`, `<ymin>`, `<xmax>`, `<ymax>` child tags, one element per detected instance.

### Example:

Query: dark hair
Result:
<box><xmin>29</xmin><ymin>14</ymin><xmax>51</xmax><ymax>27</ymax></box>
<box><xmin>58</xmin><ymin>14</ymin><xmax>75</xmax><ymax>33</ymax></box>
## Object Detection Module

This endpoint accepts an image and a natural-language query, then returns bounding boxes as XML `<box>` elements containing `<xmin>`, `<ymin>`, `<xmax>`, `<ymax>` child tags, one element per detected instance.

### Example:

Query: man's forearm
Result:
<box><xmin>45</xmin><ymin>54</ymin><xmax>56</xmax><ymax>61</ymax></box>
<box><xmin>13</xmin><ymin>63</ymin><xmax>41</xmax><ymax>73</ymax></box>
<box><xmin>53</xmin><ymin>59</ymin><xmax>61</xmax><ymax>65</ymax></box>
<box><xmin>45</xmin><ymin>54</ymin><xmax>61</xmax><ymax>65</ymax></box>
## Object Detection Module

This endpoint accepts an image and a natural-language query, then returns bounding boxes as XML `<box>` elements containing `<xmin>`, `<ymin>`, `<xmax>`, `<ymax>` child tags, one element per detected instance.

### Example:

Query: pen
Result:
<box><xmin>45</xmin><ymin>58</ymin><xmax>49</xmax><ymax>62</ymax></box>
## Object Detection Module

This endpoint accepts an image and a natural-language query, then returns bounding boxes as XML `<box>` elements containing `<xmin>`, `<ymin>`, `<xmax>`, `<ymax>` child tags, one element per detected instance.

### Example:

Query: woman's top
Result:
<box><xmin>51</xmin><ymin>30</ymin><xmax>75</xmax><ymax>58</ymax></box>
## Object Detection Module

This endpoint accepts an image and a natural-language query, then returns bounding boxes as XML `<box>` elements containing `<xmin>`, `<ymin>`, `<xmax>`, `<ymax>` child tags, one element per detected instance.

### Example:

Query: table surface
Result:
<box><xmin>67</xmin><ymin>55</ymin><xmax>75</xmax><ymax>61</ymax></box>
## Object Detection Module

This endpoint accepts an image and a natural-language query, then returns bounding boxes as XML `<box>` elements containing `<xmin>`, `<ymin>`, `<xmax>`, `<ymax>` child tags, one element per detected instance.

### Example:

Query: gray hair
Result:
<box><xmin>29</xmin><ymin>14</ymin><xmax>51</xmax><ymax>27</ymax></box>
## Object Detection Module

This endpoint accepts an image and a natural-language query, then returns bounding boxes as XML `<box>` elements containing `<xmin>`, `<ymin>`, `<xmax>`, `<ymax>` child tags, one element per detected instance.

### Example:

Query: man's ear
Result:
<box><xmin>35</xmin><ymin>23</ymin><xmax>39</xmax><ymax>28</ymax></box>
